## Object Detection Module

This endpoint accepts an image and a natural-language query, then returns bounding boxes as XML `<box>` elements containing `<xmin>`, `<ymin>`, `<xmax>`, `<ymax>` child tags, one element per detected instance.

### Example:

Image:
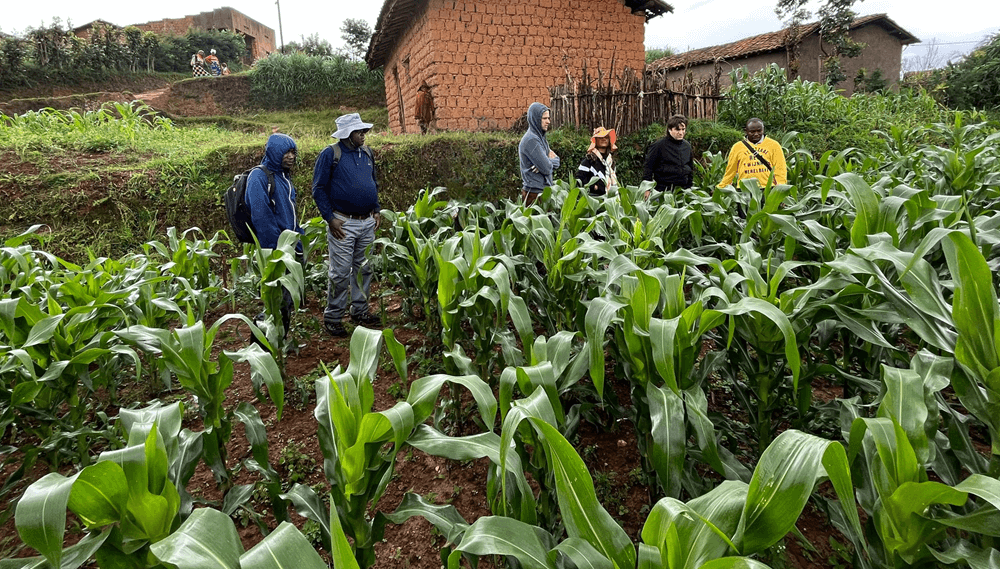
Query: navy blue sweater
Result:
<box><xmin>311</xmin><ymin>140</ymin><xmax>380</xmax><ymax>220</ymax></box>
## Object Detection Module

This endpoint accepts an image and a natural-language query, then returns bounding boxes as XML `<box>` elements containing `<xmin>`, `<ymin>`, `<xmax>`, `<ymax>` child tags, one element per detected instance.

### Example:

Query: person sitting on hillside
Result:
<box><xmin>643</xmin><ymin>114</ymin><xmax>693</xmax><ymax>199</ymax></box>
<box><xmin>190</xmin><ymin>50</ymin><xmax>209</xmax><ymax>77</ymax></box>
<box><xmin>221</xmin><ymin>63</ymin><xmax>231</xmax><ymax>76</ymax></box>
<box><xmin>518</xmin><ymin>102</ymin><xmax>560</xmax><ymax>206</ymax></box>
<box><xmin>415</xmin><ymin>83</ymin><xmax>435</xmax><ymax>134</ymax></box>
<box><xmin>717</xmin><ymin>117</ymin><xmax>787</xmax><ymax>189</ymax></box>
<box><xmin>205</xmin><ymin>49</ymin><xmax>221</xmax><ymax>76</ymax></box>
<box><xmin>575</xmin><ymin>126</ymin><xmax>619</xmax><ymax>197</ymax></box>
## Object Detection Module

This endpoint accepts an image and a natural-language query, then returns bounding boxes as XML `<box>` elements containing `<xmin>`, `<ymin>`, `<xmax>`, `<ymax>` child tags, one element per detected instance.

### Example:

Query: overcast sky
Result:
<box><xmin>4</xmin><ymin>1</ymin><xmax>996</xmax><ymax>69</ymax></box>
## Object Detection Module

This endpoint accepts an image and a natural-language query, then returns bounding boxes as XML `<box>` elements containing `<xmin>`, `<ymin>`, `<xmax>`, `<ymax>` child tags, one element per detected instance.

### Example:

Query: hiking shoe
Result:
<box><xmin>324</xmin><ymin>321</ymin><xmax>348</xmax><ymax>338</ymax></box>
<box><xmin>352</xmin><ymin>311</ymin><xmax>382</xmax><ymax>327</ymax></box>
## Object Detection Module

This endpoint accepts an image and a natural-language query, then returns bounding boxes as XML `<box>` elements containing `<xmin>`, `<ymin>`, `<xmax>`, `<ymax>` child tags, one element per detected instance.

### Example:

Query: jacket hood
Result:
<box><xmin>527</xmin><ymin>102</ymin><xmax>549</xmax><ymax>141</ymax></box>
<box><xmin>261</xmin><ymin>133</ymin><xmax>297</xmax><ymax>172</ymax></box>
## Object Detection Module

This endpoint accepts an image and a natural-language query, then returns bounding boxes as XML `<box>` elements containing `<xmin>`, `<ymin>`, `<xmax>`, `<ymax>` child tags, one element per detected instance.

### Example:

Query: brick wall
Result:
<box><xmin>382</xmin><ymin>0</ymin><xmax>646</xmax><ymax>133</ymax></box>
<box><xmin>134</xmin><ymin>8</ymin><xmax>275</xmax><ymax>61</ymax></box>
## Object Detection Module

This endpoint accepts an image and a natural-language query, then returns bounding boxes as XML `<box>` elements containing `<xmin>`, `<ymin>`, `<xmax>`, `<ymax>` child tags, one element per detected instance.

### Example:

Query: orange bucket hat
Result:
<box><xmin>588</xmin><ymin>126</ymin><xmax>618</xmax><ymax>153</ymax></box>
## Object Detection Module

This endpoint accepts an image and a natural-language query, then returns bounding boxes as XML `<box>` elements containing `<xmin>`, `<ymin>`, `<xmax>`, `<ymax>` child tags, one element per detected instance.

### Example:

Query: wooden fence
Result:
<box><xmin>548</xmin><ymin>64</ymin><xmax>725</xmax><ymax>137</ymax></box>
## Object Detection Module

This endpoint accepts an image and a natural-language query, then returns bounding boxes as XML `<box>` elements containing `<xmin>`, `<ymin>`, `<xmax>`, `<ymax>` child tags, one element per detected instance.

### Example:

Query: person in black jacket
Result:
<box><xmin>643</xmin><ymin>114</ymin><xmax>693</xmax><ymax>198</ymax></box>
<box><xmin>575</xmin><ymin>126</ymin><xmax>619</xmax><ymax>196</ymax></box>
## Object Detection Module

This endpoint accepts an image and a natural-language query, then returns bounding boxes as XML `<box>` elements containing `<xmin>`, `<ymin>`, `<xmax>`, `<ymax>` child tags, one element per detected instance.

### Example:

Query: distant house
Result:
<box><xmin>647</xmin><ymin>14</ymin><xmax>918</xmax><ymax>95</ymax></box>
<box><xmin>71</xmin><ymin>20</ymin><xmax>120</xmax><ymax>41</ymax></box>
<box><xmin>366</xmin><ymin>0</ymin><xmax>673</xmax><ymax>133</ymax></box>
<box><xmin>133</xmin><ymin>7</ymin><xmax>275</xmax><ymax>61</ymax></box>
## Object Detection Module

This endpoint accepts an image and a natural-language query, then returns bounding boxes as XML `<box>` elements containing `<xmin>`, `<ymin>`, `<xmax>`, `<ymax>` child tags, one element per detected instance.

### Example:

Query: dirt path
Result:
<box><xmin>133</xmin><ymin>86</ymin><xmax>171</xmax><ymax>109</ymax></box>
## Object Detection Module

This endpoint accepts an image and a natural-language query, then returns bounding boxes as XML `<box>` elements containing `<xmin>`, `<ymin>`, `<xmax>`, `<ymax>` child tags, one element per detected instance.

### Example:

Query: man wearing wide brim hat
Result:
<box><xmin>311</xmin><ymin>113</ymin><xmax>381</xmax><ymax>338</ymax></box>
<box><xmin>575</xmin><ymin>126</ymin><xmax>619</xmax><ymax>196</ymax></box>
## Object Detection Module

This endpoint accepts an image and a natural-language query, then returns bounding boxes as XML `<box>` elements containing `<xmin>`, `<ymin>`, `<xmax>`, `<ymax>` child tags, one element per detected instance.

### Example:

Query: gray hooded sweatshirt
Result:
<box><xmin>518</xmin><ymin>102</ymin><xmax>561</xmax><ymax>191</ymax></box>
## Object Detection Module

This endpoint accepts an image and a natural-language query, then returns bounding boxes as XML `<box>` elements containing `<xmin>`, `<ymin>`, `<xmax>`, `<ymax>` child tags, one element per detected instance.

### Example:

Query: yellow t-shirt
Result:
<box><xmin>717</xmin><ymin>136</ymin><xmax>787</xmax><ymax>188</ymax></box>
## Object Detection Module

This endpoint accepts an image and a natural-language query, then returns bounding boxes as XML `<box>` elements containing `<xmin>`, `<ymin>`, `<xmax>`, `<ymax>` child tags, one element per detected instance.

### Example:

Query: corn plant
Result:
<box><xmin>841</xmin><ymin>352</ymin><xmax>1000</xmax><ymax>568</ymax></box>
<box><xmin>116</xmin><ymin>316</ymin><xmax>283</xmax><ymax>494</ymax></box>
<box><xmin>0</xmin><ymin>294</ymin><xmax>137</xmax><ymax>467</ymax></box>
<box><xmin>703</xmin><ymin>246</ymin><xmax>805</xmax><ymax>453</ymax></box>
<box><xmin>245</xmin><ymin>229</ymin><xmax>304</xmax><ymax>364</ymax></box>
<box><xmin>942</xmin><ymin>231</ymin><xmax>1000</xmax><ymax>475</ymax></box>
<box><xmin>283</xmin><ymin>326</ymin><xmax>496</xmax><ymax>569</ymax></box>
<box><xmin>10</xmin><ymin>423</ymin><xmax>323</xmax><ymax>569</ymax></box>
<box><xmin>392</xmin><ymin>414</ymin><xmax>863</xmax><ymax>569</ymax></box>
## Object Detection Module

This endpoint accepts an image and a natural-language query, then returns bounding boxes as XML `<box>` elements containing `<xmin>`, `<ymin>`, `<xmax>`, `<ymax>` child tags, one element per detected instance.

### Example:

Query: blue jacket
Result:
<box><xmin>246</xmin><ymin>133</ymin><xmax>303</xmax><ymax>250</ymax></box>
<box><xmin>311</xmin><ymin>140</ymin><xmax>380</xmax><ymax>220</ymax></box>
<box><xmin>518</xmin><ymin>102</ymin><xmax>560</xmax><ymax>190</ymax></box>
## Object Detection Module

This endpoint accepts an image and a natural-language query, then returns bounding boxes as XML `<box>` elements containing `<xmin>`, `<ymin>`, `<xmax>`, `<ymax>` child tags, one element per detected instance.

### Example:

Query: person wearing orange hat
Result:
<box><xmin>575</xmin><ymin>126</ymin><xmax>619</xmax><ymax>196</ymax></box>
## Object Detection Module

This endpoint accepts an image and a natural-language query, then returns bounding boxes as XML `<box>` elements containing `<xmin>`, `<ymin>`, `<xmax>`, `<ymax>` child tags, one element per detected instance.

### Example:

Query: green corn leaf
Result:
<box><xmin>149</xmin><ymin>508</ymin><xmax>243</xmax><ymax>569</ymax></box>
<box><xmin>406</xmin><ymin>374</ymin><xmax>496</xmax><ymax>429</ymax></box>
<box><xmin>552</xmin><ymin>538</ymin><xmax>613</xmax><ymax>569</ymax></box>
<box><xmin>455</xmin><ymin>516</ymin><xmax>554</xmax><ymax>569</ymax></box>
<box><xmin>943</xmin><ymin>231</ymin><xmax>1000</xmax><ymax>386</ymax></box>
<box><xmin>584</xmin><ymin>297</ymin><xmax>626</xmax><ymax>400</ymax></box>
<box><xmin>528</xmin><ymin>418</ymin><xmax>636</xmax><ymax>569</ymax></box>
<box><xmin>240</xmin><ymin>521</ymin><xmax>328</xmax><ymax>569</ymax></box>
<box><xmin>647</xmin><ymin>382</ymin><xmax>686</xmax><ymax>499</ymax></box>
<box><xmin>15</xmin><ymin>472</ymin><xmax>80</xmax><ymax>569</ymax></box>
<box><xmin>280</xmin><ymin>484</ymin><xmax>330</xmax><ymax>550</ymax></box>
<box><xmin>384</xmin><ymin>493</ymin><xmax>470</xmax><ymax>545</ymax></box>
<box><xmin>699</xmin><ymin>558</ymin><xmax>773</xmax><ymax>569</ymax></box>
<box><xmin>327</xmin><ymin>509</ymin><xmax>361</xmax><ymax>569</ymax></box>
<box><xmin>734</xmin><ymin>430</ymin><xmax>860</xmax><ymax>555</ymax></box>
<box><xmin>0</xmin><ymin>528</ymin><xmax>111</xmax><ymax>569</ymax></box>
<box><xmin>67</xmin><ymin>461</ymin><xmax>127</xmax><ymax>528</ymax></box>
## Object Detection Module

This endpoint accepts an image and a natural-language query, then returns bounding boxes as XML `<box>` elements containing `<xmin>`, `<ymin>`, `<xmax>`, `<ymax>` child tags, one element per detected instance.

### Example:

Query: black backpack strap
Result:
<box><xmin>362</xmin><ymin>145</ymin><xmax>377</xmax><ymax>187</ymax></box>
<box><xmin>329</xmin><ymin>143</ymin><xmax>342</xmax><ymax>176</ymax></box>
<box><xmin>256</xmin><ymin>165</ymin><xmax>276</xmax><ymax>208</ymax></box>
<box><xmin>740</xmin><ymin>139</ymin><xmax>772</xmax><ymax>171</ymax></box>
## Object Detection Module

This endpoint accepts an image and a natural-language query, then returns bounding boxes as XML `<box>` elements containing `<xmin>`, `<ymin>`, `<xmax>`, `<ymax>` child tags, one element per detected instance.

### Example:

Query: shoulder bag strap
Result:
<box><xmin>740</xmin><ymin>139</ymin><xmax>772</xmax><ymax>171</ymax></box>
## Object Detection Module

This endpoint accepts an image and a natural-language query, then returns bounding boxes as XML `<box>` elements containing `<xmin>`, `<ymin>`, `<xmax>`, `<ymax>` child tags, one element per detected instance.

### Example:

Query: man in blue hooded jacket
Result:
<box><xmin>311</xmin><ymin>113</ymin><xmax>382</xmax><ymax>338</ymax></box>
<box><xmin>518</xmin><ymin>102</ymin><xmax>560</xmax><ymax>205</ymax></box>
<box><xmin>246</xmin><ymin>132</ymin><xmax>303</xmax><ymax>336</ymax></box>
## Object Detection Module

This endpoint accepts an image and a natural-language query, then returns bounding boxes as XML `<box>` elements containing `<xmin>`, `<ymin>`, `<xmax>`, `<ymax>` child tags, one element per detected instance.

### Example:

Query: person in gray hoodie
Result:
<box><xmin>518</xmin><ymin>102</ymin><xmax>560</xmax><ymax>205</ymax></box>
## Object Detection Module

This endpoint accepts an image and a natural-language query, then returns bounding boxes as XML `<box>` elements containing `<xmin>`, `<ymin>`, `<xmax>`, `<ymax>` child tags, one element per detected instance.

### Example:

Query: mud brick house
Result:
<box><xmin>647</xmin><ymin>14</ymin><xmax>918</xmax><ymax>96</ymax></box>
<box><xmin>366</xmin><ymin>0</ymin><xmax>673</xmax><ymax>133</ymax></box>
<box><xmin>71</xmin><ymin>20</ymin><xmax>120</xmax><ymax>41</ymax></box>
<box><xmin>134</xmin><ymin>7</ymin><xmax>275</xmax><ymax>61</ymax></box>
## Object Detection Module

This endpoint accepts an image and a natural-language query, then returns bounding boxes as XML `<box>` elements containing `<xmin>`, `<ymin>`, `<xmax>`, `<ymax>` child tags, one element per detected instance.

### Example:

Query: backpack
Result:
<box><xmin>224</xmin><ymin>165</ymin><xmax>275</xmax><ymax>244</ymax></box>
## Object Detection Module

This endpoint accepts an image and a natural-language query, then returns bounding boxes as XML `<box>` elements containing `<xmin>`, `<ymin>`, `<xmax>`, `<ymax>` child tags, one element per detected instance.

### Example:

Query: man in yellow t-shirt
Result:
<box><xmin>717</xmin><ymin>118</ymin><xmax>787</xmax><ymax>189</ymax></box>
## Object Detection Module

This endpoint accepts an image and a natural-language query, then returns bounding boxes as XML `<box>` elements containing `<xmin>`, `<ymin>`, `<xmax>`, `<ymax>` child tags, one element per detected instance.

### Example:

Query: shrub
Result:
<box><xmin>941</xmin><ymin>32</ymin><xmax>1000</xmax><ymax>111</ymax></box>
<box><xmin>249</xmin><ymin>53</ymin><xmax>384</xmax><ymax>110</ymax></box>
<box><xmin>719</xmin><ymin>63</ymin><xmax>946</xmax><ymax>153</ymax></box>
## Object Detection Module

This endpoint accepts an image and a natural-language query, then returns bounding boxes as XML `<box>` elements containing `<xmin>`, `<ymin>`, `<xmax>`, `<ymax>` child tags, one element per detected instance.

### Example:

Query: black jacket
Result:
<box><xmin>643</xmin><ymin>136</ymin><xmax>693</xmax><ymax>191</ymax></box>
<box><xmin>576</xmin><ymin>153</ymin><xmax>615</xmax><ymax>196</ymax></box>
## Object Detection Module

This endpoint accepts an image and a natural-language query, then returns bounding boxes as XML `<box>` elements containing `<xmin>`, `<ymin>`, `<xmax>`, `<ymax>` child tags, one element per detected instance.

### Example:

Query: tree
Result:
<box><xmin>775</xmin><ymin>0</ymin><xmax>864</xmax><ymax>87</ymax></box>
<box><xmin>645</xmin><ymin>46</ymin><xmax>675</xmax><ymax>64</ymax></box>
<box><xmin>942</xmin><ymin>32</ymin><xmax>1000</xmax><ymax>110</ymax></box>
<box><xmin>340</xmin><ymin>18</ymin><xmax>372</xmax><ymax>61</ymax></box>
<box><xmin>297</xmin><ymin>33</ymin><xmax>334</xmax><ymax>57</ymax></box>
